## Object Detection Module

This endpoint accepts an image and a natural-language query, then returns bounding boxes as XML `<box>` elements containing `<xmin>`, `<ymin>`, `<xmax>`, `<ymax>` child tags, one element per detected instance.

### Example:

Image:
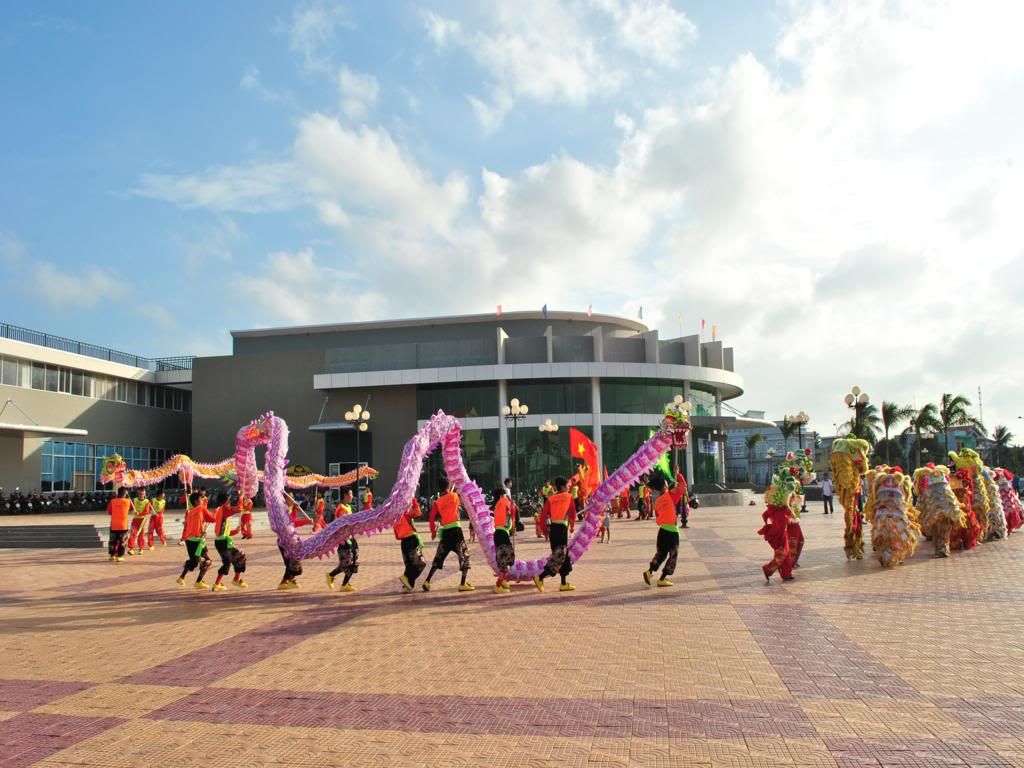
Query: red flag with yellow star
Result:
<box><xmin>569</xmin><ymin>427</ymin><xmax>599</xmax><ymax>493</ymax></box>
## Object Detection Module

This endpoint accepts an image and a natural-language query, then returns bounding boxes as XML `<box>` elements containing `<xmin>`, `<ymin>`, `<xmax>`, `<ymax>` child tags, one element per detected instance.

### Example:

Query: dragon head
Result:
<box><xmin>831</xmin><ymin>437</ymin><xmax>870</xmax><ymax>469</ymax></box>
<box><xmin>766</xmin><ymin>468</ymin><xmax>801</xmax><ymax>508</ymax></box>
<box><xmin>949</xmin><ymin>448</ymin><xmax>983</xmax><ymax>475</ymax></box>
<box><xmin>660</xmin><ymin>398</ymin><xmax>692</xmax><ymax>449</ymax></box>
<box><xmin>99</xmin><ymin>454</ymin><xmax>127</xmax><ymax>485</ymax></box>
<box><xmin>913</xmin><ymin>462</ymin><xmax>950</xmax><ymax>495</ymax></box>
<box><xmin>781</xmin><ymin>448</ymin><xmax>815</xmax><ymax>485</ymax></box>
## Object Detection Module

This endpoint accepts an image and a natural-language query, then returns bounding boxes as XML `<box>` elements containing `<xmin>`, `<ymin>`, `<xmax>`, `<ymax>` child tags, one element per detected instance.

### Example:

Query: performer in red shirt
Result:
<box><xmin>177</xmin><ymin>491</ymin><xmax>216</xmax><ymax>588</ymax></box>
<box><xmin>492</xmin><ymin>487</ymin><xmax>517</xmax><ymax>593</ymax></box>
<box><xmin>533</xmin><ymin>476</ymin><xmax>576</xmax><ymax>592</ymax></box>
<box><xmin>423</xmin><ymin>479</ymin><xmax>473</xmax><ymax>592</ymax></box>
<box><xmin>642</xmin><ymin>473</ymin><xmax>686</xmax><ymax>587</ymax></box>
<box><xmin>106</xmin><ymin>488</ymin><xmax>131</xmax><ymax>561</ymax></box>
<box><xmin>326</xmin><ymin>489</ymin><xmax>359</xmax><ymax>592</ymax></box>
<box><xmin>238</xmin><ymin>496</ymin><xmax>255</xmax><ymax>539</ymax></box>
<box><xmin>395</xmin><ymin>497</ymin><xmax>425</xmax><ymax>592</ymax></box>
<box><xmin>311</xmin><ymin>492</ymin><xmax>327</xmax><ymax>532</ymax></box>
<box><xmin>758</xmin><ymin>472</ymin><xmax>797</xmax><ymax>583</ymax></box>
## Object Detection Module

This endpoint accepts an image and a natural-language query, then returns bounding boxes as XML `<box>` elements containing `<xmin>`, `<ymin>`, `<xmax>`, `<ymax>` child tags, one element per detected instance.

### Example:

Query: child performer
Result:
<box><xmin>599</xmin><ymin>505</ymin><xmax>611</xmax><ymax>543</ymax></box>
<box><xmin>533</xmin><ymin>476</ymin><xmax>576</xmax><ymax>592</ymax></box>
<box><xmin>643</xmin><ymin>473</ymin><xmax>686</xmax><ymax>587</ymax></box>
<box><xmin>326</xmin><ymin>488</ymin><xmax>359</xmax><ymax>592</ymax></box>
<box><xmin>238</xmin><ymin>495</ymin><xmax>254</xmax><ymax>539</ymax></box>
<box><xmin>395</xmin><ymin>496</ymin><xmax>425</xmax><ymax>592</ymax></box>
<box><xmin>178</xmin><ymin>491</ymin><xmax>215</xmax><ymax>588</ymax></box>
<box><xmin>424</xmin><ymin>479</ymin><xmax>473</xmax><ymax>592</ymax></box>
<box><xmin>127</xmin><ymin>488</ymin><xmax>151</xmax><ymax>556</ymax></box>
<box><xmin>492</xmin><ymin>487</ymin><xmax>516</xmax><ymax>593</ymax></box>
<box><xmin>619</xmin><ymin>486</ymin><xmax>631</xmax><ymax>519</ymax></box>
<box><xmin>758</xmin><ymin>472</ymin><xmax>796</xmax><ymax>583</ymax></box>
<box><xmin>312</xmin><ymin>492</ymin><xmax>327</xmax><ymax>532</ymax></box>
<box><xmin>362</xmin><ymin>484</ymin><xmax>373</xmax><ymax>510</ymax></box>
<box><xmin>146</xmin><ymin>489</ymin><xmax>167</xmax><ymax>548</ymax></box>
<box><xmin>211</xmin><ymin>493</ymin><xmax>247</xmax><ymax>591</ymax></box>
<box><xmin>107</xmin><ymin>487</ymin><xmax>131</xmax><ymax>561</ymax></box>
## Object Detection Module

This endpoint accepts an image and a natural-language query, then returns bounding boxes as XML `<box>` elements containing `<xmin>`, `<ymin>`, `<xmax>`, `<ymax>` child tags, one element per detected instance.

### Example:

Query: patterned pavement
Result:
<box><xmin>2</xmin><ymin>502</ymin><xmax>1024</xmax><ymax>767</ymax></box>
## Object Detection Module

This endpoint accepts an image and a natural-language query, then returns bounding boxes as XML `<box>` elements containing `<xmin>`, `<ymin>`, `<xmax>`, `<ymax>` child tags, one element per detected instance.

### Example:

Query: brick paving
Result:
<box><xmin>2</xmin><ymin>502</ymin><xmax>1024</xmax><ymax>766</ymax></box>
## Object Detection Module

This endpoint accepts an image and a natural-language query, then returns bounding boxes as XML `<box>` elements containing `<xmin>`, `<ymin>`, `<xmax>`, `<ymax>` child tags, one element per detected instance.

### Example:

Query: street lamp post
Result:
<box><xmin>344</xmin><ymin>403</ymin><xmax>371</xmax><ymax>504</ymax></box>
<box><xmin>539</xmin><ymin>419</ymin><xmax>559</xmax><ymax>485</ymax></box>
<box><xmin>787</xmin><ymin>411</ymin><xmax>810</xmax><ymax>512</ymax></box>
<box><xmin>502</xmin><ymin>398</ymin><xmax>529</xmax><ymax>517</ymax></box>
<box><xmin>843</xmin><ymin>387</ymin><xmax>870</xmax><ymax>439</ymax></box>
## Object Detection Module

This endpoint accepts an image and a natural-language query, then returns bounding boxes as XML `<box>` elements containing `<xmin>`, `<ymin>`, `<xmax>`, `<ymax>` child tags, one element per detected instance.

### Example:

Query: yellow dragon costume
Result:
<box><xmin>830</xmin><ymin>437</ymin><xmax>870</xmax><ymax>560</ymax></box>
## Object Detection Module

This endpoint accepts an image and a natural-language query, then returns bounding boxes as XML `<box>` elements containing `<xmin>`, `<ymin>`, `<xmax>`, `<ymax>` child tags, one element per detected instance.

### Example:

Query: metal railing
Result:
<box><xmin>0</xmin><ymin>322</ymin><xmax>193</xmax><ymax>372</ymax></box>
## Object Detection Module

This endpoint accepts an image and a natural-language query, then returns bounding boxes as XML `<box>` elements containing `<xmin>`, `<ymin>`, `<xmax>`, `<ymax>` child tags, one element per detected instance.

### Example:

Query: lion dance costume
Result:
<box><xmin>780</xmin><ymin>450</ymin><xmax>814</xmax><ymax>568</ymax></box>
<box><xmin>914</xmin><ymin>464</ymin><xmax>965</xmax><ymax>557</ymax></box>
<box><xmin>948</xmin><ymin>450</ymin><xmax>985</xmax><ymax>550</ymax></box>
<box><xmin>830</xmin><ymin>437</ymin><xmax>869</xmax><ymax>560</ymax></box>
<box><xmin>979</xmin><ymin>467</ymin><xmax>1007</xmax><ymax>541</ymax></box>
<box><xmin>758</xmin><ymin>470</ymin><xmax>799</xmax><ymax>582</ymax></box>
<box><xmin>994</xmin><ymin>470</ymin><xmax>1023</xmax><ymax>534</ymax></box>
<box><xmin>865</xmin><ymin>466</ymin><xmax>920</xmax><ymax>567</ymax></box>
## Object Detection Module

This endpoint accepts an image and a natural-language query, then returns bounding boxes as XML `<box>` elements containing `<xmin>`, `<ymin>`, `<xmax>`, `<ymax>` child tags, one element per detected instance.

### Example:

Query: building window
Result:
<box><xmin>0</xmin><ymin>356</ymin><xmax>19</xmax><ymax>386</ymax></box>
<box><xmin>600</xmin><ymin>379</ymin><xmax>690</xmax><ymax>414</ymax></box>
<box><xmin>416</xmin><ymin>382</ymin><xmax>498</xmax><ymax>419</ymax></box>
<box><xmin>506</xmin><ymin>378</ymin><xmax>592</xmax><ymax>415</ymax></box>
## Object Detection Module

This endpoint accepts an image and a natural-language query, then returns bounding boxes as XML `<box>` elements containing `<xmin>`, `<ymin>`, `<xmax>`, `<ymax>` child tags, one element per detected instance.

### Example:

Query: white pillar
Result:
<box><xmin>716</xmin><ymin>391</ymin><xmax>726</xmax><ymax>484</ymax></box>
<box><xmin>591</xmin><ymin>376</ymin><xmax>602</xmax><ymax>465</ymax></box>
<box><xmin>498</xmin><ymin>379</ymin><xmax>509</xmax><ymax>481</ymax></box>
<box><xmin>683</xmin><ymin>381</ymin><xmax>695</xmax><ymax>483</ymax></box>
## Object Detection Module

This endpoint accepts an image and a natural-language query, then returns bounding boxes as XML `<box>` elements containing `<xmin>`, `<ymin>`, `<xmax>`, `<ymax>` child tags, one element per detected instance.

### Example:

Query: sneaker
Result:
<box><xmin>212</xmin><ymin>583</ymin><xmax>226</xmax><ymax>592</ymax></box>
<box><xmin>232</xmin><ymin>579</ymin><xmax>248</xmax><ymax>588</ymax></box>
<box><xmin>399</xmin><ymin>575</ymin><xmax>413</xmax><ymax>593</ymax></box>
<box><xmin>148</xmin><ymin>546</ymin><xmax>154</xmax><ymax>551</ymax></box>
<box><xmin>116</xmin><ymin>556</ymin><xmax>125</xmax><ymax>562</ymax></box>
<box><xmin>643</xmin><ymin>569</ymin><xmax>653</xmax><ymax>586</ymax></box>
<box><xmin>195</xmin><ymin>581</ymin><xmax>211</xmax><ymax>589</ymax></box>
<box><xmin>277</xmin><ymin>581</ymin><xmax>292</xmax><ymax>590</ymax></box>
<box><xmin>421</xmin><ymin>580</ymin><xmax>431</xmax><ymax>593</ymax></box>
<box><xmin>781</xmin><ymin>576</ymin><xmax>795</xmax><ymax>581</ymax></box>
<box><xmin>494</xmin><ymin>584</ymin><xmax>506</xmax><ymax>594</ymax></box>
<box><xmin>559</xmin><ymin>583</ymin><xmax>576</xmax><ymax>592</ymax></box>
<box><xmin>656</xmin><ymin>579</ymin><xmax>673</xmax><ymax>587</ymax></box>
<box><xmin>325</xmin><ymin>573</ymin><xmax>335</xmax><ymax>590</ymax></box>
<box><xmin>126</xmin><ymin>550</ymin><xmax>135</xmax><ymax>556</ymax></box>
<box><xmin>533</xmin><ymin>575</ymin><xmax>544</xmax><ymax>592</ymax></box>
<box><xmin>176</xmin><ymin>576</ymin><xmax>186</xmax><ymax>586</ymax></box>
<box><xmin>340</xmin><ymin>584</ymin><xmax>357</xmax><ymax>592</ymax></box>
<box><xmin>109</xmin><ymin>555</ymin><xmax>115</xmax><ymax>561</ymax></box>
<box><xmin>288</xmin><ymin>581</ymin><xmax>301</xmax><ymax>589</ymax></box>
<box><xmin>458</xmin><ymin>583</ymin><xmax>475</xmax><ymax>592</ymax></box>
<box><xmin>501</xmin><ymin>583</ymin><xmax>511</xmax><ymax>592</ymax></box>
<box><xmin>162</xmin><ymin>542</ymin><xmax>167</xmax><ymax>547</ymax></box>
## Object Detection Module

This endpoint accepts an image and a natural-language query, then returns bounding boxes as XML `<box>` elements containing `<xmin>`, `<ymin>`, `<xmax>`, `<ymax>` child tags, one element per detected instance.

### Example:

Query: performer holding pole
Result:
<box><xmin>533</xmin><ymin>476</ymin><xmax>576</xmax><ymax>592</ymax></box>
<box><xmin>326</xmin><ymin>488</ymin><xmax>359</xmax><ymax>592</ymax></box>
<box><xmin>177</xmin><ymin>491</ymin><xmax>215</xmax><ymax>588</ymax></box>
<box><xmin>127</xmin><ymin>488</ymin><xmax>151</xmax><ymax>556</ymax></box>
<box><xmin>492</xmin><ymin>486</ymin><xmax>516</xmax><ymax>593</ymax></box>
<box><xmin>395</xmin><ymin>496</ymin><xmax>426</xmax><ymax>593</ymax></box>
<box><xmin>423</xmin><ymin>478</ymin><xmax>473</xmax><ymax>592</ymax></box>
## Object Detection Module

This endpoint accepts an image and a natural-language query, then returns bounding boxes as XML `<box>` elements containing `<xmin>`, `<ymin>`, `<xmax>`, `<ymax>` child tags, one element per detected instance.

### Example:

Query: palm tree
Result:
<box><xmin>744</xmin><ymin>433</ymin><xmax>764</xmax><ymax>484</ymax></box>
<box><xmin>988</xmin><ymin>425</ymin><xmax>1014</xmax><ymax>466</ymax></box>
<box><xmin>902</xmin><ymin>403</ymin><xmax>942</xmax><ymax>469</ymax></box>
<box><xmin>841</xmin><ymin>403</ymin><xmax>881</xmax><ymax>444</ymax></box>
<box><xmin>939</xmin><ymin>393</ymin><xmax>984</xmax><ymax>453</ymax></box>
<box><xmin>778</xmin><ymin>417</ymin><xmax>800</xmax><ymax>453</ymax></box>
<box><xmin>881</xmin><ymin>401</ymin><xmax>915</xmax><ymax>465</ymax></box>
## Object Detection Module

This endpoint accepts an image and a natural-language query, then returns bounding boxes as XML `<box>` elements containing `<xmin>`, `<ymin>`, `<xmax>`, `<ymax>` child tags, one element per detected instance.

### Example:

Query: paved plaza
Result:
<box><xmin>2</xmin><ymin>503</ymin><xmax>1024</xmax><ymax>767</ymax></box>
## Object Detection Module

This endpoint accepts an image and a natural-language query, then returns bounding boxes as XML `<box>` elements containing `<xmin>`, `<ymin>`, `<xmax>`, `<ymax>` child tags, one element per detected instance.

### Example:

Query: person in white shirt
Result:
<box><xmin>821</xmin><ymin>474</ymin><xmax>834</xmax><ymax>515</ymax></box>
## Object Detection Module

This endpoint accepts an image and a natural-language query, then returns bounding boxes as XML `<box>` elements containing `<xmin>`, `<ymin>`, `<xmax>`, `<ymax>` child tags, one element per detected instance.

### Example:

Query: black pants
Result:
<box><xmin>329</xmin><ymin>538</ymin><xmax>359</xmax><ymax>578</ymax></box>
<box><xmin>823</xmin><ymin>495</ymin><xmax>834</xmax><ymax>514</ymax></box>
<box><xmin>430</xmin><ymin>526</ymin><xmax>470</xmax><ymax>574</ymax></box>
<box><xmin>541</xmin><ymin>523</ymin><xmax>572</xmax><ymax>579</ymax></box>
<box><xmin>649</xmin><ymin>528</ymin><xmax>679</xmax><ymax>578</ymax></box>
<box><xmin>108</xmin><ymin>529</ymin><xmax>127</xmax><ymax>557</ymax></box>
<box><xmin>215</xmin><ymin>538</ymin><xmax>246</xmax><ymax>576</ymax></box>
<box><xmin>278</xmin><ymin>545</ymin><xmax>303</xmax><ymax>582</ymax></box>
<box><xmin>181</xmin><ymin>539</ymin><xmax>211</xmax><ymax>580</ymax></box>
<box><xmin>494</xmin><ymin>528</ymin><xmax>515</xmax><ymax>571</ymax></box>
<box><xmin>401</xmin><ymin>535</ymin><xmax>426</xmax><ymax>584</ymax></box>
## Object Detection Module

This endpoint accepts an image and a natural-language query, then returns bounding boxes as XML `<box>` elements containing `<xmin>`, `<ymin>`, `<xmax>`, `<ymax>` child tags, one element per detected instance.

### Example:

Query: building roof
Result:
<box><xmin>230</xmin><ymin>310</ymin><xmax>649</xmax><ymax>339</ymax></box>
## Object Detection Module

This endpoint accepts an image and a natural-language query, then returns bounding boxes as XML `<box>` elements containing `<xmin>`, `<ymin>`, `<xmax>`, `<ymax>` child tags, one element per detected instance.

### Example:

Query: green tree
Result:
<box><xmin>842</xmin><ymin>403</ymin><xmax>881</xmax><ymax>444</ymax></box>
<box><xmin>939</xmin><ymin>393</ymin><xmax>984</xmax><ymax>454</ymax></box>
<box><xmin>881</xmin><ymin>401</ymin><xmax>915</xmax><ymax>465</ymax></box>
<box><xmin>902</xmin><ymin>403</ymin><xmax>942</xmax><ymax>469</ymax></box>
<box><xmin>744</xmin><ymin>433</ymin><xmax>764</xmax><ymax>484</ymax></box>
<box><xmin>988</xmin><ymin>425</ymin><xmax>1014</xmax><ymax>466</ymax></box>
<box><xmin>778</xmin><ymin>417</ymin><xmax>800</xmax><ymax>453</ymax></box>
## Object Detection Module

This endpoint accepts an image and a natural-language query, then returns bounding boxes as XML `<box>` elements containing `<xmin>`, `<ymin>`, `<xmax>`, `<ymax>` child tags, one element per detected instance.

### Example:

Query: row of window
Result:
<box><xmin>40</xmin><ymin>441</ymin><xmax>184</xmax><ymax>493</ymax></box>
<box><xmin>414</xmin><ymin>379</ymin><xmax>719</xmax><ymax>420</ymax></box>
<box><xmin>0</xmin><ymin>354</ymin><xmax>190</xmax><ymax>412</ymax></box>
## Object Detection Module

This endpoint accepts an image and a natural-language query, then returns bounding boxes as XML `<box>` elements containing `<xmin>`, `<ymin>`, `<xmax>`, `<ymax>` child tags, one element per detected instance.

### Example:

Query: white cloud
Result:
<box><xmin>337</xmin><ymin>65</ymin><xmax>379</xmax><ymax>120</ymax></box>
<box><xmin>423</xmin><ymin>11</ymin><xmax>461</xmax><ymax>48</ymax></box>
<box><xmin>33</xmin><ymin>262</ymin><xmax>126</xmax><ymax>308</ymax></box>
<box><xmin>595</xmin><ymin>0</ymin><xmax>697</xmax><ymax>66</ymax></box>
<box><xmin>134</xmin><ymin>303</ymin><xmax>177</xmax><ymax>330</ymax></box>
<box><xmin>136</xmin><ymin>162</ymin><xmax>298</xmax><ymax>213</ymax></box>
<box><xmin>239</xmin><ymin>66</ymin><xmax>290</xmax><ymax>103</ymax></box>
<box><xmin>175</xmin><ymin>217</ymin><xmax>240</xmax><ymax>275</ymax></box>
<box><xmin>0</xmin><ymin>231</ymin><xmax>26</xmax><ymax>268</ymax></box>
<box><xmin>287</xmin><ymin>0</ymin><xmax>350</xmax><ymax>72</ymax></box>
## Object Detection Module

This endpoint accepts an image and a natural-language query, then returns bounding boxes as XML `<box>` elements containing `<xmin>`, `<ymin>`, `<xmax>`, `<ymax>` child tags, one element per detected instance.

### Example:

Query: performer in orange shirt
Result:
<box><xmin>278</xmin><ymin>492</ymin><xmax>307</xmax><ymax>589</ymax></box>
<box><xmin>642</xmin><ymin>473</ymin><xmax>686</xmax><ymax>588</ymax></box>
<box><xmin>395</xmin><ymin>497</ymin><xmax>425</xmax><ymax>592</ymax></box>
<box><xmin>126</xmin><ymin>488</ymin><xmax>151</xmax><ymax>556</ymax></box>
<box><xmin>210</xmin><ymin>492</ymin><xmax>247</xmax><ymax>591</ymax></box>
<box><xmin>326</xmin><ymin>489</ymin><xmax>359</xmax><ymax>591</ymax></box>
<box><xmin>238</xmin><ymin>495</ymin><xmax>254</xmax><ymax>539</ymax></box>
<box><xmin>492</xmin><ymin>487</ymin><xmax>517</xmax><ymax>593</ymax></box>
<box><xmin>106</xmin><ymin>488</ymin><xmax>131</xmax><ymax>561</ymax></box>
<box><xmin>312</xmin><ymin>492</ymin><xmax>327</xmax><ymax>532</ymax></box>
<box><xmin>145</xmin><ymin>489</ymin><xmax>167</xmax><ymax>548</ymax></box>
<box><xmin>361</xmin><ymin>484</ymin><xmax>373</xmax><ymax>510</ymax></box>
<box><xmin>533</xmin><ymin>476</ymin><xmax>576</xmax><ymax>592</ymax></box>
<box><xmin>423</xmin><ymin>479</ymin><xmax>473</xmax><ymax>592</ymax></box>
<box><xmin>177</xmin><ymin>491</ymin><xmax>215</xmax><ymax>588</ymax></box>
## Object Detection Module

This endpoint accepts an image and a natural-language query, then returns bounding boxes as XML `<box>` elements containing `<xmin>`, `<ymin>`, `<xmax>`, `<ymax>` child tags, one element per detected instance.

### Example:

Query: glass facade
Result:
<box><xmin>419</xmin><ymin>428</ymin><xmax>500</xmax><ymax>498</ymax></box>
<box><xmin>601</xmin><ymin>426</ymin><xmax>671</xmax><ymax>480</ymax></box>
<box><xmin>516</xmin><ymin>424</ymin><xmax>592</xmax><ymax>495</ymax></box>
<box><xmin>689</xmin><ymin>387</ymin><xmax>717</xmax><ymax>417</ymax></box>
<box><xmin>0</xmin><ymin>353</ymin><xmax>190</xmax><ymax>412</ymax></box>
<box><xmin>416</xmin><ymin>383</ymin><xmax>498</xmax><ymax>419</ymax></box>
<box><xmin>600</xmin><ymin>379</ymin><xmax>686</xmax><ymax>414</ymax></box>
<box><xmin>505</xmin><ymin>378</ymin><xmax>591</xmax><ymax>415</ymax></box>
<box><xmin>691</xmin><ymin>428</ymin><xmax>722</xmax><ymax>484</ymax></box>
<box><xmin>40</xmin><ymin>441</ymin><xmax>183</xmax><ymax>493</ymax></box>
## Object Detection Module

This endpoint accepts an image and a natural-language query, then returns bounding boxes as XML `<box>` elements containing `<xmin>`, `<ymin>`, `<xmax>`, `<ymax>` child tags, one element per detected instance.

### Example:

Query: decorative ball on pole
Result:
<box><xmin>843</xmin><ymin>387</ymin><xmax>869</xmax><ymax>439</ymax></box>
<box><xmin>539</xmin><ymin>418</ymin><xmax>559</xmax><ymax>484</ymax></box>
<box><xmin>503</xmin><ymin>397</ymin><xmax>529</xmax><ymax>527</ymax></box>
<box><xmin>345</xmin><ymin>403</ymin><xmax>371</xmax><ymax>502</ymax></box>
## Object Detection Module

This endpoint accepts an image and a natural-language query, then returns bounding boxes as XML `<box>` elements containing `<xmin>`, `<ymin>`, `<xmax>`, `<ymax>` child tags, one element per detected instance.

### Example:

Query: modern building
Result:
<box><xmin>0</xmin><ymin>323</ymin><xmax>192</xmax><ymax>494</ymax></box>
<box><xmin>191</xmin><ymin>311</ymin><xmax>770</xmax><ymax>494</ymax></box>
<box><xmin>725</xmin><ymin>413</ymin><xmax>822</xmax><ymax>486</ymax></box>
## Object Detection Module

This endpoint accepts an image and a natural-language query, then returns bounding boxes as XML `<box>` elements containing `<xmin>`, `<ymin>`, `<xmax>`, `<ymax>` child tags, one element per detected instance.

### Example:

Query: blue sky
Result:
<box><xmin>2</xmin><ymin>1</ymin><xmax>1022</xmax><ymax>432</ymax></box>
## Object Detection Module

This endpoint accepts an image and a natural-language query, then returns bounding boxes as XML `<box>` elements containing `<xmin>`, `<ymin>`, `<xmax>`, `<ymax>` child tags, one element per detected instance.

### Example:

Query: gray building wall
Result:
<box><xmin>0</xmin><ymin>382</ymin><xmax>191</xmax><ymax>491</ymax></box>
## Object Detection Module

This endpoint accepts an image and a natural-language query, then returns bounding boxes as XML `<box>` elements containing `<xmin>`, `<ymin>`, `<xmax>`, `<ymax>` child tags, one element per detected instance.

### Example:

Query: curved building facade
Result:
<box><xmin>191</xmin><ymin>311</ymin><xmax>756</xmax><ymax>495</ymax></box>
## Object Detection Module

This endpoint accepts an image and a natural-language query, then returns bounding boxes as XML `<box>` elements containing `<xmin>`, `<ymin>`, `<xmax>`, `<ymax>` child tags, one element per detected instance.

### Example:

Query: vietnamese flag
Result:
<box><xmin>569</xmin><ymin>427</ymin><xmax>599</xmax><ymax>493</ymax></box>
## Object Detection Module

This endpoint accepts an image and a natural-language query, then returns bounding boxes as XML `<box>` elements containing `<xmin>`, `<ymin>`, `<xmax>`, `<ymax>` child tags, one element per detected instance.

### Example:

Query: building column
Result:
<box><xmin>683</xmin><ymin>381</ymin><xmax>694</xmax><ymax>483</ymax></box>
<box><xmin>591</xmin><ymin>376</ymin><xmax>602</xmax><ymax>464</ymax></box>
<box><xmin>497</xmin><ymin>379</ymin><xmax>509</xmax><ymax>481</ymax></box>
<box><xmin>716</xmin><ymin>391</ymin><xmax>726</xmax><ymax>484</ymax></box>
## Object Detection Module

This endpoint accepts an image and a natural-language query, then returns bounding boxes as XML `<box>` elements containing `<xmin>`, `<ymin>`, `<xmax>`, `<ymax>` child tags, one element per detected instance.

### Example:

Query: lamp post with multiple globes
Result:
<box><xmin>843</xmin><ymin>387</ymin><xmax>870</xmax><ymax>440</ymax></box>
<box><xmin>344</xmin><ymin>403</ymin><xmax>371</xmax><ymax>503</ymax></box>
<box><xmin>539</xmin><ymin>419</ymin><xmax>559</xmax><ymax>484</ymax></box>
<box><xmin>502</xmin><ymin>398</ymin><xmax>529</xmax><ymax>513</ymax></box>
